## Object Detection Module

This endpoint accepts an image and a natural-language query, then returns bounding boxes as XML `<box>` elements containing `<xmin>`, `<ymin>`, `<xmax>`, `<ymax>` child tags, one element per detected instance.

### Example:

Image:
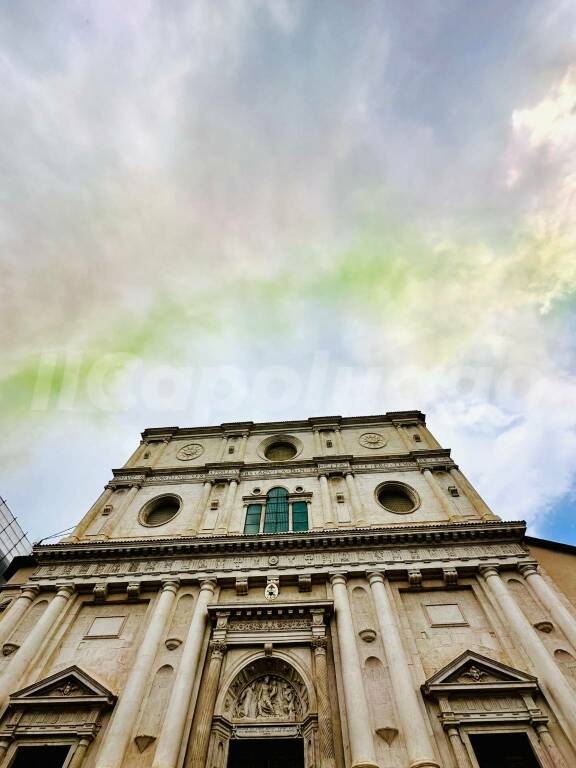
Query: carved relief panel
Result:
<box><xmin>224</xmin><ymin>658</ymin><xmax>309</xmax><ymax>723</ymax></box>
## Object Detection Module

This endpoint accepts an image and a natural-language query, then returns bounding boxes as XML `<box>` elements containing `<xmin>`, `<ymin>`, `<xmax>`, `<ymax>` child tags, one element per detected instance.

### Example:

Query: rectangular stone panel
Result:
<box><xmin>85</xmin><ymin>615</ymin><xmax>126</xmax><ymax>638</ymax></box>
<box><xmin>425</xmin><ymin>603</ymin><xmax>468</xmax><ymax>627</ymax></box>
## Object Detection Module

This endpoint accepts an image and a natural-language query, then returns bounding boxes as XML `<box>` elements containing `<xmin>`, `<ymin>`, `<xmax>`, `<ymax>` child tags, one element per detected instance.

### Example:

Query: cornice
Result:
<box><xmin>31</xmin><ymin>520</ymin><xmax>527</xmax><ymax>562</ymax></box>
<box><xmin>140</xmin><ymin>411</ymin><xmax>427</xmax><ymax>441</ymax></box>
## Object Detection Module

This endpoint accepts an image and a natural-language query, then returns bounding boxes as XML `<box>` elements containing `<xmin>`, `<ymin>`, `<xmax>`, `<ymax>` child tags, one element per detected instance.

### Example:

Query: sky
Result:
<box><xmin>1</xmin><ymin>0</ymin><xmax>576</xmax><ymax>545</ymax></box>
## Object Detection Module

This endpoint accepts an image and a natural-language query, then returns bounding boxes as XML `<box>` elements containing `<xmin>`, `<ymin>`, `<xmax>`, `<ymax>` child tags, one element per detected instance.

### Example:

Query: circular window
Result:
<box><xmin>140</xmin><ymin>495</ymin><xmax>181</xmax><ymax>527</ymax></box>
<box><xmin>257</xmin><ymin>434</ymin><xmax>303</xmax><ymax>462</ymax></box>
<box><xmin>376</xmin><ymin>482</ymin><xmax>418</xmax><ymax>514</ymax></box>
<box><xmin>253</xmin><ymin>487</ymin><xmax>261</xmax><ymax>495</ymax></box>
<box><xmin>265</xmin><ymin>442</ymin><xmax>297</xmax><ymax>461</ymax></box>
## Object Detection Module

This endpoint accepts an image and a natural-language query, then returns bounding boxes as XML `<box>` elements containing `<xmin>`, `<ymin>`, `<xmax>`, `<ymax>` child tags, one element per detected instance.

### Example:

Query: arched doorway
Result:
<box><xmin>207</xmin><ymin>655</ymin><xmax>317</xmax><ymax>768</ymax></box>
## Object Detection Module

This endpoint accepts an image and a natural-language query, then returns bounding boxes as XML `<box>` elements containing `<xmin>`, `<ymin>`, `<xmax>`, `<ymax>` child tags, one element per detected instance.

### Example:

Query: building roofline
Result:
<box><xmin>2</xmin><ymin>554</ymin><xmax>37</xmax><ymax>581</ymax></box>
<box><xmin>141</xmin><ymin>412</ymin><xmax>426</xmax><ymax>439</ymax></box>
<box><xmin>525</xmin><ymin>535</ymin><xmax>576</xmax><ymax>556</ymax></box>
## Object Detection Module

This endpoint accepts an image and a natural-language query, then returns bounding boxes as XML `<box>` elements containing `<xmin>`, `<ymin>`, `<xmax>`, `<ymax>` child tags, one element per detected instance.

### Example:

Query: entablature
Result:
<box><xmin>17</xmin><ymin>522</ymin><xmax>531</xmax><ymax>592</ymax></box>
<box><xmin>110</xmin><ymin>448</ymin><xmax>455</xmax><ymax>487</ymax></box>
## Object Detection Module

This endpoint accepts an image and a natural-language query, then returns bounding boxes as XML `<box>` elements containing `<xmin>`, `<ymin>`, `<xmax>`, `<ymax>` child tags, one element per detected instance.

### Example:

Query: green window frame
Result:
<box><xmin>292</xmin><ymin>500</ymin><xmax>308</xmax><ymax>532</ymax></box>
<box><xmin>243</xmin><ymin>503</ymin><xmax>262</xmax><ymax>534</ymax></box>
<box><xmin>263</xmin><ymin>488</ymin><xmax>289</xmax><ymax>533</ymax></box>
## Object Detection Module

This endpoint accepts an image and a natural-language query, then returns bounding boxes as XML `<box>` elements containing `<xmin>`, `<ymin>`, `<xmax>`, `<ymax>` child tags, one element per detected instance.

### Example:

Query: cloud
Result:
<box><xmin>1</xmin><ymin>1</ymin><xmax>576</xmax><ymax>540</ymax></box>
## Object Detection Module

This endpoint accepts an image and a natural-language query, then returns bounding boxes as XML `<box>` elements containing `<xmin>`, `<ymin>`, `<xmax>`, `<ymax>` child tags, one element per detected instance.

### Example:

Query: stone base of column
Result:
<box><xmin>351</xmin><ymin>761</ymin><xmax>379</xmax><ymax>768</ymax></box>
<box><xmin>409</xmin><ymin>760</ymin><xmax>441</xmax><ymax>768</ymax></box>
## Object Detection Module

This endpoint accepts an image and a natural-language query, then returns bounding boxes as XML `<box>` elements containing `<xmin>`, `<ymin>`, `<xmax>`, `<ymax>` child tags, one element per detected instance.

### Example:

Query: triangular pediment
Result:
<box><xmin>9</xmin><ymin>665</ymin><xmax>115</xmax><ymax>707</ymax></box>
<box><xmin>422</xmin><ymin>651</ymin><xmax>538</xmax><ymax>697</ymax></box>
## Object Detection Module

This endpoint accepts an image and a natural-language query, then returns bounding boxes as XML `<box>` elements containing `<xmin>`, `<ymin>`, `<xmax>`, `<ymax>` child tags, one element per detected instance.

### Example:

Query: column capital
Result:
<box><xmin>367</xmin><ymin>571</ymin><xmax>385</xmax><ymax>586</ymax></box>
<box><xmin>329</xmin><ymin>572</ymin><xmax>347</xmax><ymax>587</ymax></box>
<box><xmin>533</xmin><ymin>722</ymin><xmax>550</xmax><ymax>735</ymax></box>
<box><xmin>55</xmin><ymin>583</ymin><xmax>75</xmax><ymax>598</ymax></box>
<box><xmin>518</xmin><ymin>561</ymin><xmax>539</xmax><ymax>578</ymax></box>
<box><xmin>478</xmin><ymin>564</ymin><xmax>500</xmax><ymax>579</ymax></box>
<box><xmin>19</xmin><ymin>584</ymin><xmax>40</xmax><ymax>600</ymax></box>
<box><xmin>161</xmin><ymin>579</ymin><xmax>180</xmax><ymax>594</ymax></box>
<box><xmin>199</xmin><ymin>579</ymin><xmax>217</xmax><ymax>594</ymax></box>
<box><xmin>311</xmin><ymin>637</ymin><xmax>328</xmax><ymax>654</ymax></box>
<box><xmin>209</xmin><ymin>640</ymin><xmax>227</xmax><ymax>658</ymax></box>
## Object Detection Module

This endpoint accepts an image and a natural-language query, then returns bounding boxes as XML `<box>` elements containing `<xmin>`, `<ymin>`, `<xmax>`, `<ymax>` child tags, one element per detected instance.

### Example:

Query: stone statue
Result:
<box><xmin>256</xmin><ymin>676</ymin><xmax>276</xmax><ymax>717</ymax></box>
<box><xmin>282</xmin><ymin>682</ymin><xmax>295</xmax><ymax>719</ymax></box>
<box><xmin>237</xmin><ymin>681</ymin><xmax>256</xmax><ymax>718</ymax></box>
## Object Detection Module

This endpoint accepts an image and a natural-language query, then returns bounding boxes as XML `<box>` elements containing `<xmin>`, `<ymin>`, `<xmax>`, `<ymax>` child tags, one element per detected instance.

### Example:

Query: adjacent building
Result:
<box><xmin>0</xmin><ymin>412</ymin><xmax>575</xmax><ymax>768</ymax></box>
<box><xmin>0</xmin><ymin>497</ymin><xmax>31</xmax><ymax>582</ymax></box>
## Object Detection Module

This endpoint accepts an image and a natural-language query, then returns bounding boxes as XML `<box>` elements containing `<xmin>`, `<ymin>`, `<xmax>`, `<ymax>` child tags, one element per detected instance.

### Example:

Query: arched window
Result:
<box><xmin>264</xmin><ymin>488</ymin><xmax>289</xmax><ymax>533</ymax></box>
<box><xmin>243</xmin><ymin>488</ymin><xmax>309</xmax><ymax>534</ymax></box>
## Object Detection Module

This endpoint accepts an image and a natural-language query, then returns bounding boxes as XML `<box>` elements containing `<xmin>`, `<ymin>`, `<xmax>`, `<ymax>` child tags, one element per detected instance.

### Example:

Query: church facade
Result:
<box><xmin>0</xmin><ymin>412</ymin><xmax>575</xmax><ymax>768</ymax></box>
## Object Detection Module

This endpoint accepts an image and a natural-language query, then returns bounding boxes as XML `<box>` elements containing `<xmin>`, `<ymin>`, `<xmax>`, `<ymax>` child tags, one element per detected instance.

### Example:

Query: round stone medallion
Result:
<box><xmin>176</xmin><ymin>443</ymin><xmax>204</xmax><ymax>461</ymax></box>
<box><xmin>359</xmin><ymin>432</ymin><xmax>387</xmax><ymax>449</ymax></box>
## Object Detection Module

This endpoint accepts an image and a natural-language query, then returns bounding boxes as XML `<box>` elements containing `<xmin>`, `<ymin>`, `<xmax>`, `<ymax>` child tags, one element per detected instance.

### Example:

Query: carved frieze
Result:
<box><xmin>228</xmin><ymin>618</ymin><xmax>311</xmax><ymax>633</ymax></box>
<box><xmin>112</xmin><ymin>458</ymin><xmax>427</xmax><ymax>487</ymax></box>
<box><xmin>31</xmin><ymin>542</ymin><xmax>527</xmax><ymax>581</ymax></box>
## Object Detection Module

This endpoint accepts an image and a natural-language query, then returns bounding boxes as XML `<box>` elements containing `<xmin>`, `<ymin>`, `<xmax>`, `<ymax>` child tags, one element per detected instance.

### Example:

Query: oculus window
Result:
<box><xmin>376</xmin><ymin>482</ymin><xmax>418</xmax><ymax>514</ymax></box>
<box><xmin>264</xmin><ymin>442</ymin><xmax>297</xmax><ymax>461</ymax></box>
<box><xmin>140</xmin><ymin>495</ymin><xmax>181</xmax><ymax>526</ymax></box>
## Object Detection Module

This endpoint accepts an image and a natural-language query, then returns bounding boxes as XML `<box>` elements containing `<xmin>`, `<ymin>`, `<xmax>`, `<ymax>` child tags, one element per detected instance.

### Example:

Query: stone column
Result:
<box><xmin>67</xmin><ymin>488</ymin><xmax>114</xmax><ymax>541</ymax></box>
<box><xmin>216</xmin><ymin>480</ymin><xmax>238</xmax><ymax>533</ymax></box>
<box><xmin>448</xmin><ymin>468</ymin><xmax>498</xmax><ymax>520</ymax></box>
<box><xmin>153</xmin><ymin>580</ymin><xmax>216</xmax><ymax>768</ymax></box>
<box><xmin>191</xmin><ymin>481</ymin><xmax>213</xmax><ymax>533</ymax></box>
<box><xmin>334</xmin><ymin>428</ymin><xmax>345</xmax><ymax>454</ymax></box>
<box><xmin>217</xmin><ymin>436</ymin><xmax>228</xmax><ymax>462</ymax></box>
<box><xmin>95</xmin><ymin>580</ymin><xmax>180</xmax><ymax>768</ymax></box>
<box><xmin>394</xmin><ymin>424</ymin><xmax>413</xmax><ymax>451</ymax></box>
<box><xmin>238</xmin><ymin>434</ymin><xmax>248</xmax><ymax>460</ymax></box>
<box><xmin>0</xmin><ymin>585</ymin><xmax>39</xmax><ymax>648</ymax></box>
<box><xmin>479</xmin><ymin>566</ymin><xmax>576</xmax><ymax>741</ymax></box>
<box><xmin>519</xmin><ymin>563</ymin><xmax>576</xmax><ymax>651</ymax></box>
<box><xmin>421</xmin><ymin>424</ymin><xmax>442</xmax><ymax>449</ymax></box>
<box><xmin>151</xmin><ymin>438</ymin><xmax>171</xmax><ymax>468</ymax></box>
<box><xmin>330</xmin><ymin>574</ymin><xmax>377</xmax><ymax>768</ymax></box>
<box><xmin>189</xmin><ymin>641</ymin><xmax>227</xmax><ymax>768</ymax></box>
<box><xmin>0</xmin><ymin>738</ymin><xmax>12</xmax><ymax>763</ymax></box>
<box><xmin>534</xmin><ymin>722</ymin><xmax>570</xmax><ymax>768</ymax></box>
<box><xmin>368</xmin><ymin>573</ymin><xmax>440</xmax><ymax>768</ymax></box>
<box><xmin>312</xmin><ymin>638</ymin><xmax>336</xmax><ymax>768</ymax></box>
<box><xmin>319</xmin><ymin>474</ymin><xmax>334</xmax><ymax>527</ymax></box>
<box><xmin>345</xmin><ymin>473</ymin><xmax>366</xmax><ymax>526</ymax></box>
<box><xmin>68</xmin><ymin>737</ymin><xmax>93</xmax><ymax>768</ymax></box>
<box><xmin>445</xmin><ymin>727</ymin><xmax>473</xmax><ymax>768</ymax></box>
<box><xmin>0</xmin><ymin>584</ymin><xmax>75</xmax><ymax>710</ymax></box>
<box><xmin>313</xmin><ymin>428</ymin><xmax>323</xmax><ymax>455</ymax></box>
<box><xmin>100</xmin><ymin>484</ymin><xmax>140</xmax><ymax>539</ymax></box>
<box><xmin>423</xmin><ymin>469</ymin><xmax>459</xmax><ymax>520</ymax></box>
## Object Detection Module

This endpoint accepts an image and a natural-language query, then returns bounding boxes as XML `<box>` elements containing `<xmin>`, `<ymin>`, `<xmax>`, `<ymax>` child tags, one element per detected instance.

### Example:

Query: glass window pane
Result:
<box><xmin>264</xmin><ymin>488</ymin><xmax>289</xmax><ymax>533</ymax></box>
<box><xmin>244</xmin><ymin>504</ymin><xmax>262</xmax><ymax>534</ymax></box>
<box><xmin>292</xmin><ymin>501</ymin><xmax>308</xmax><ymax>531</ymax></box>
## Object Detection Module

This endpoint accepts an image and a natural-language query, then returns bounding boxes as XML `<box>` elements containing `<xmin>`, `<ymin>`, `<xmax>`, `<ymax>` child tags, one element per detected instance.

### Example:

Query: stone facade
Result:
<box><xmin>0</xmin><ymin>411</ymin><xmax>575</xmax><ymax>768</ymax></box>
